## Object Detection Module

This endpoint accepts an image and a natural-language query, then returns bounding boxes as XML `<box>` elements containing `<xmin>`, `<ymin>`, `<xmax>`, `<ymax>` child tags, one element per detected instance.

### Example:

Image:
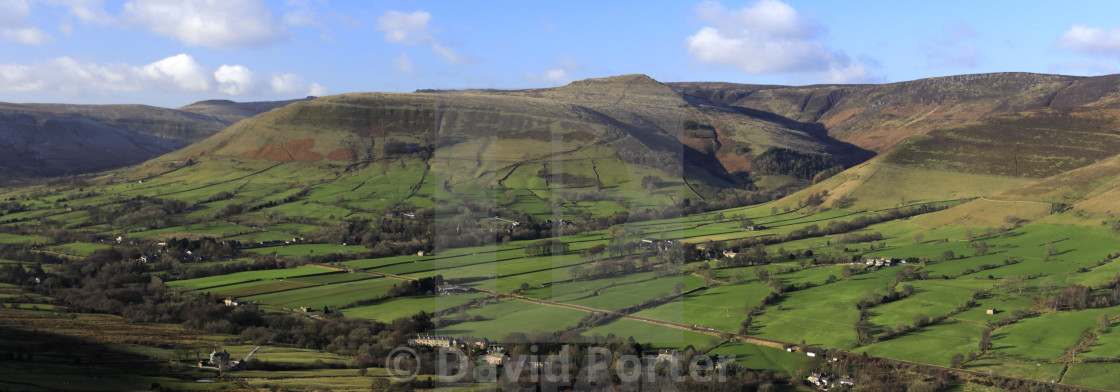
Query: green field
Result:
<box><xmin>436</xmin><ymin>299</ymin><xmax>588</xmax><ymax>339</ymax></box>
<box><xmin>585</xmin><ymin>318</ymin><xmax>718</xmax><ymax>351</ymax></box>
<box><xmin>342</xmin><ymin>293</ymin><xmax>486</xmax><ymax>322</ymax></box>
<box><xmin>991</xmin><ymin>307</ymin><xmax>1116</xmax><ymax>362</ymax></box>
<box><xmin>710</xmin><ymin>342</ymin><xmax>810</xmax><ymax>374</ymax></box>
<box><xmin>243</xmin><ymin>277</ymin><xmax>402</xmax><ymax>309</ymax></box>
<box><xmin>165</xmin><ymin>266</ymin><xmax>332</xmax><ymax>290</ymax></box>
<box><xmin>0</xmin><ymin>233</ymin><xmax>48</xmax><ymax>245</ymax></box>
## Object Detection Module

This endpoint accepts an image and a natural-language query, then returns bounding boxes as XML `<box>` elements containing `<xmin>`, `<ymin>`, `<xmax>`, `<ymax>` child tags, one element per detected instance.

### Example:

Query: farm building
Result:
<box><xmin>864</xmin><ymin>257</ymin><xmax>906</xmax><ymax>267</ymax></box>
<box><xmin>656</xmin><ymin>349</ymin><xmax>678</xmax><ymax>362</ymax></box>
<box><xmin>407</xmin><ymin>335</ymin><xmax>460</xmax><ymax>348</ymax></box>
<box><xmin>223</xmin><ymin>297</ymin><xmax>241</xmax><ymax>307</ymax></box>
<box><xmin>482</xmin><ymin>353</ymin><xmax>507</xmax><ymax>366</ymax></box>
<box><xmin>438</xmin><ymin>284</ymin><xmax>473</xmax><ymax>295</ymax></box>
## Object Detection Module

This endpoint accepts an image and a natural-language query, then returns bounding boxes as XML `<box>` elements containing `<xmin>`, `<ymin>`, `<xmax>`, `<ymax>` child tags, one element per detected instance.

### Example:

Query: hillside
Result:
<box><xmin>0</xmin><ymin>99</ymin><xmax>310</xmax><ymax>180</ymax></box>
<box><xmin>672</xmin><ymin>72</ymin><xmax>1120</xmax><ymax>153</ymax></box>
<box><xmin>766</xmin><ymin>104</ymin><xmax>1120</xmax><ymax>218</ymax></box>
<box><xmin>5</xmin><ymin>72</ymin><xmax>1120</xmax><ymax>392</ymax></box>
<box><xmin>177</xmin><ymin>97</ymin><xmax>317</xmax><ymax>124</ymax></box>
<box><xmin>132</xmin><ymin>75</ymin><xmax>874</xmax><ymax>222</ymax></box>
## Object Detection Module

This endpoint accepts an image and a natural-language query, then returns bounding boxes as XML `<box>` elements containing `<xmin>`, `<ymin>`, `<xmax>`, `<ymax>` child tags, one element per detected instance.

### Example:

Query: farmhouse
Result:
<box><xmin>640</xmin><ymin>238</ymin><xmax>678</xmax><ymax>251</ymax></box>
<box><xmin>437</xmin><ymin>284</ymin><xmax>473</xmax><ymax>295</ymax></box>
<box><xmin>223</xmin><ymin>297</ymin><xmax>241</xmax><ymax>307</ymax></box>
<box><xmin>864</xmin><ymin>257</ymin><xmax>906</xmax><ymax>267</ymax></box>
<box><xmin>656</xmin><ymin>349</ymin><xmax>678</xmax><ymax>362</ymax></box>
<box><xmin>986</xmin><ymin>308</ymin><xmax>997</xmax><ymax>315</ymax></box>
<box><xmin>407</xmin><ymin>335</ymin><xmax>460</xmax><ymax>348</ymax></box>
<box><xmin>482</xmin><ymin>353</ymin><xmax>507</xmax><ymax>366</ymax></box>
<box><xmin>461</xmin><ymin>337</ymin><xmax>491</xmax><ymax>350</ymax></box>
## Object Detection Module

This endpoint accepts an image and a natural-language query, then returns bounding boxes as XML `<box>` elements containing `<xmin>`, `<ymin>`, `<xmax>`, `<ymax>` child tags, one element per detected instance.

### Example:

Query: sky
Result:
<box><xmin>3</xmin><ymin>0</ymin><xmax>1120</xmax><ymax>108</ymax></box>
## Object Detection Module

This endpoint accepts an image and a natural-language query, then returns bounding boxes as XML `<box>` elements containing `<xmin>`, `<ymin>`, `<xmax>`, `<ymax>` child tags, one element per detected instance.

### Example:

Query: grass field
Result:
<box><xmin>634</xmin><ymin>282</ymin><xmax>774</xmax><ymax>333</ymax></box>
<box><xmin>1061</xmin><ymin>363</ymin><xmax>1120</xmax><ymax>391</ymax></box>
<box><xmin>709</xmin><ymin>341</ymin><xmax>809</xmax><ymax>374</ymax></box>
<box><xmin>990</xmin><ymin>307</ymin><xmax>1115</xmax><ymax>362</ymax></box>
<box><xmin>243</xmin><ymin>277</ymin><xmax>401</xmax><ymax>309</ymax></box>
<box><xmin>165</xmin><ymin>266</ymin><xmax>332</xmax><ymax>290</ymax></box>
<box><xmin>436</xmin><ymin>299</ymin><xmax>587</xmax><ymax>339</ymax></box>
<box><xmin>43</xmin><ymin>242</ymin><xmax>112</xmax><ymax>256</ymax></box>
<box><xmin>342</xmin><ymin>293</ymin><xmax>486</xmax><ymax>322</ymax></box>
<box><xmin>855</xmin><ymin>319</ymin><xmax>985</xmax><ymax>367</ymax></box>
<box><xmin>0</xmin><ymin>233</ymin><xmax>48</xmax><ymax>244</ymax></box>
<box><xmin>585</xmin><ymin>318</ymin><xmax>718</xmax><ymax>351</ymax></box>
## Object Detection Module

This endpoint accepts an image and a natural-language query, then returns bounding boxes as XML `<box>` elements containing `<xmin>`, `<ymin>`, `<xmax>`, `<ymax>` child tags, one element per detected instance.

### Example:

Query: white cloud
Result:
<box><xmin>393</xmin><ymin>52</ymin><xmax>414</xmax><ymax>74</ymax></box>
<box><xmin>269</xmin><ymin>73</ymin><xmax>308</xmax><ymax>95</ymax></box>
<box><xmin>123</xmin><ymin>0</ymin><xmax>286</xmax><ymax>48</ymax></box>
<box><xmin>1</xmin><ymin>27</ymin><xmax>51</xmax><ymax>44</ymax></box>
<box><xmin>0</xmin><ymin>54</ymin><xmax>323</xmax><ymax>98</ymax></box>
<box><xmin>0</xmin><ymin>0</ymin><xmax>30</xmax><ymax>25</ymax></box>
<box><xmin>41</xmin><ymin>0</ymin><xmax>114</xmax><ymax>24</ymax></box>
<box><xmin>685</xmin><ymin>0</ymin><xmax>873</xmax><ymax>82</ymax></box>
<box><xmin>307</xmin><ymin>82</ymin><xmax>327</xmax><ymax>96</ymax></box>
<box><xmin>1057</xmin><ymin>24</ymin><xmax>1120</xmax><ymax>57</ymax></box>
<box><xmin>140</xmin><ymin>54</ymin><xmax>211</xmax><ymax>91</ymax></box>
<box><xmin>0</xmin><ymin>0</ymin><xmax>53</xmax><ymax>44</ymax></box>
<box><xmin>376</xmin><ymin>9</ymin><xmax>469</xmax><ymax>64</ymax></box>
<box><xmin>525</xmin><ymin>55</ymin><xmax>582</xmax><ymax>85</ymax></box>
<box><xmin>377</xmin><ymin>10</ymin><xmax>431</xmax><ymax>45</ymax></box>
<box><xmin>214</xmin><ymin>64</ymin><xmax>257</xmax><ymax>95</ymax></box>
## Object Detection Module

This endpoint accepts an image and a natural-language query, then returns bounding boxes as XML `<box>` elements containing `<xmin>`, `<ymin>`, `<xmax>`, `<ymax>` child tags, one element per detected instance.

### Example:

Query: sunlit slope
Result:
<box><xmin>764</xmin><ymin>106</ymin><xmax>1120</xmax><ymax>217</ymax></box>
<box><xmin>674</xmin><ymin>72</ymin><xmax>1120</xmax><ymax>153</ymax></box>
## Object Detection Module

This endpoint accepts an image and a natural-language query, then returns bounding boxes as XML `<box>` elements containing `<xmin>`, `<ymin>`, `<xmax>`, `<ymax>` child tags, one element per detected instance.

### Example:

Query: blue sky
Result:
<box><xmin>2</xmin><ymin>0</ymin><xmax>1120</xmax><ymax>107</ymax></box>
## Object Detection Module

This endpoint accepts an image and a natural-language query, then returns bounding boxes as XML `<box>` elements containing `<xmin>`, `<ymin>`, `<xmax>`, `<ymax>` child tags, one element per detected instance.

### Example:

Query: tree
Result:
<box><xmin>1054</xmin><ymin>284</ymin><xmax>1091</xmax><ymax>310</ymax></box>
<box><xmin>964</xmin><ymin>229</ymin><xmax>974</xmax><ymax>242</ymax></box>
<box><xmin>855</xmin><ymin>320</ymin><xmax>872</xmax><ymax>345</ymax></box>
<box><xmin>1099</xmin><ymin>313</ymin><xmax>1111</xmax><ymax>333</ymax></box>
<box><xmin>912</xmin><ymin>232</ymin><xmax>924</xmax><ymax>244</ymax></box>
<box><xmin>940</xmin><ymin>250</ymin><xmax>955</xmax><ymax>261</ymax></box>
<box><xmin>979</xmin><ymin>328</ymin><xmax>992</xmax><ymax>351</ymax></box>
<box><xmin>914</xmin><ymin>314</ymin><xmax>930</xmax><ymax>328</ymax></box>
<box><xmin>973</xmin><ymin>241</ymin><xmax>989</xmax><ymax>256</ymax></box>
<box><xmin>1038</xmin><ymin>277</ymin><xmax>1056</xmax><ymax>296</ymax></box>
<box><xmin>732</xmin><ymin>270</ymin><xmax>746</xmax><ymax>284</ymax></box>
<box><xmin>950</xmin><ymin>353</ymin><xmax>965</xmax><ymax>368</ymax></box>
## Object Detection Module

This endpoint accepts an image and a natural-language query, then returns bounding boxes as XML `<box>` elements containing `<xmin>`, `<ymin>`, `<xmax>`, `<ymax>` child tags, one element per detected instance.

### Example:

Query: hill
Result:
<box><xmin>125</xmin><ymin>75</ymin><xmax>873</xmax><ymax>223</ymax></box>
<box><xmin>0</xmin><ymin>99</ymin><xmax>311</xmax><ymax>180</ymax></box>
<box><xmin>5</xmin><ymin>73</ymin><xmax>1120</xmax><ymax>392</ymax></box>
<box><xmin>671</xmin><ymin>72</ymin><xmax>1120</xmax><ymax>153</ymax></box>
<box><xmin>767</xmin><ymin>104</ymin><xmax>1120</xmax><ymax>217</ymax></box>
<box><xmin>177</xmin><ymin>97</ymin><xmax>317</xmax><ymax>124</ymax></box>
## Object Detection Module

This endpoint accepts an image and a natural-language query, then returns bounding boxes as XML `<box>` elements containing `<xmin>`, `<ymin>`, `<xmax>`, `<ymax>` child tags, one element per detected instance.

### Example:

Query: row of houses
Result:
<box><xmin>437</xmin><ymin>284</ymin><xmax>474</xmax><ymax>296</ymax></box>
<box><xmin>860</xmin><ymin>257</ymin><xmax>907</xmax><ymax>267</ymax></box>
<box><xmin>640</xmin><ymin>238</ymin><xmax>679</xmax><ymax>251</ymax></box>
<box><xmin>406</xmin><ymin>335</ymin><xmax>502</xmax><ymax>352</ymax></box>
